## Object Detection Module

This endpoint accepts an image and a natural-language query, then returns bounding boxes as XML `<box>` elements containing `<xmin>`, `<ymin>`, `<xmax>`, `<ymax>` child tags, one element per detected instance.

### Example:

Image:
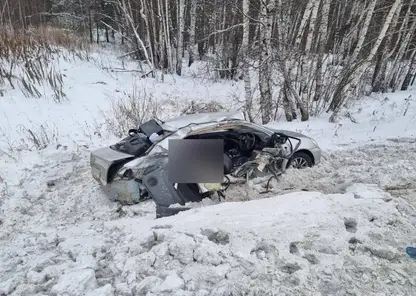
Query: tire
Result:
<box><xmin>288</xmin><ymin>151</ymin><xmax>313</xmax><ymax>169</ymax></box>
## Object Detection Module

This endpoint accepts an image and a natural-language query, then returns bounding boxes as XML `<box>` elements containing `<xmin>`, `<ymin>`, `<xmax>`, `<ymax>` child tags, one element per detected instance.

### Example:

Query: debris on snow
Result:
<box><xmin>200</xmin><ymin>228</ymin><xmax>230</xmax><ymax>245</ymax></box>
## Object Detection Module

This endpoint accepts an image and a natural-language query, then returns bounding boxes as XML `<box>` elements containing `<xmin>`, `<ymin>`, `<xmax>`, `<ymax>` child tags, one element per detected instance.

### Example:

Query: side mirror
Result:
<box><xmin>272</xmin><ymin>133</ymin><xmax>288</xmax><ymax>145</ymax></box>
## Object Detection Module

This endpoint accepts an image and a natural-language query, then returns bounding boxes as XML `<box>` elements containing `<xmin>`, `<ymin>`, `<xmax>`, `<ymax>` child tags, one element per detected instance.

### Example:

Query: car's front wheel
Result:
<box><xmin>289</xmin><ymin>152</ymin><xmax>313</xmax><ymax>169</ymax></box>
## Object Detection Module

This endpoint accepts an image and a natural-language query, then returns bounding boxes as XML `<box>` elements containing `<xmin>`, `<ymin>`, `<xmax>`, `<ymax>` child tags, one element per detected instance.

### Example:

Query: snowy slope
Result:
<box><xmin>0</xmin><ymin>51</ymin><xmax>240</xmax><ymax>152</ymax></box>
<box><xmin>266</xmin><ymin>92</ymin><xmax>416</xmax><ymax>150</ymax></box>
<box><xmin>1</xmin><ymin>52</ymin><xmax>416</xmax><ymax>296</ymax></box>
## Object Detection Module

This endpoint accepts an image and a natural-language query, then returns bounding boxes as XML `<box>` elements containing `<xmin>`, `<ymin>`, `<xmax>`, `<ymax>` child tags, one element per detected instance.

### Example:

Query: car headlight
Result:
<box><xmin>311</xmin><ymin>139</ymin><xmax>319</xmax><ymax>147</ymax></box>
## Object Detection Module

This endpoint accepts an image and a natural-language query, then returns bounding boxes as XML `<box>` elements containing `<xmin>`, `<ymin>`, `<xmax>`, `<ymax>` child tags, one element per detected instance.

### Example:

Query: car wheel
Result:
<box><xmin>289</xmin><ymin>152</ymin><xmax>313</xmax><ymax>169</ymax></box>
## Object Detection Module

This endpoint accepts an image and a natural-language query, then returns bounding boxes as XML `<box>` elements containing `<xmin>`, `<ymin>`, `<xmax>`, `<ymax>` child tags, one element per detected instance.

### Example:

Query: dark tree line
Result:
<box><xmin>1</xmin><ymin>0</ymin><xmax>416</xmax><ymax>123</ymax></box>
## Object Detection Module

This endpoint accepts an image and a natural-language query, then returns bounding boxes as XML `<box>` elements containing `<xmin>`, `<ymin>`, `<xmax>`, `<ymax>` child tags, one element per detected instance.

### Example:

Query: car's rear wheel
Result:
<box><xmin>289</xmin><ymin>152</ymin><xmax>313</xmax><ymax>169</ymax></box>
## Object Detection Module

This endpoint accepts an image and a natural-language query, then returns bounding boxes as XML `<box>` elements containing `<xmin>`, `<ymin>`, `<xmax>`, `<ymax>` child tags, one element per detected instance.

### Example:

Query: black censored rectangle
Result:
<box><xmin>168</xmin><ymin>139</ymin><xmax>224</xmax><ymax>183</ymax></box>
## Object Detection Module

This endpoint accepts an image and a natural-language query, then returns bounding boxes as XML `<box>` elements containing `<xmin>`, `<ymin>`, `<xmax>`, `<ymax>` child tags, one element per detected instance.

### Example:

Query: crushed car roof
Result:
<box><xmin>160</xmin><ymin>111</ymin><xmax>246</xmax><ymax>131</ymax></box>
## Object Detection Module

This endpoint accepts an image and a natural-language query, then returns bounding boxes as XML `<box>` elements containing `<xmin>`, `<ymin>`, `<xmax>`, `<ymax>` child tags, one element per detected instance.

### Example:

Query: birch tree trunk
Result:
<box><xmin>349</xmin><ymin>0</ymin><xmax>378</xmax><ymax>63</ymax></box>
<box><xmin>304</xmin><ymin>0</ymin><xmax>318</xmax><ymax>53</ymax></box>
<box><xmin>147</xmin><ymin>0</ymin><xmax>158</xmax><ymax>67</ymax></box>
<box><xmin>157</xmin><ymin>0</ymin><xmax>166</xmax><ymax>69</ymax></box>
<box><xmin>371</xmin><ymin>2</ymin><xmax>402</xmax><ymax>92</ymax></box>
<box><xmin>298</xmin><ymin>0</ymin><xmax>319</xmax><ymax>121</ymax></box>
<box><xmin>198</xmin><ymin>0</ymin><xmax>206</xmax><ymax>58</ymax></box>
<box><xmin>314</xmin><ymin>0</ymin><xmax>330</xmax><ymax>103</ymax></box>
<box><xmin>360</xmin><ymin>0</ymin><xmax>402</xmax><ymax>70</ymax></box>
<box><xmin>119</xmin><ymin>0</ymin><xmax>154</xmax><ymax>74</ymax></box>
<box><xmin>139</xmin><ymin>0</ymin><xmax>155</xmax><ymax>73</ymax></box>
<box><xmin>217</xmin><ymin>4</ymin><xmax>227</xmax><ymax>79</ymax></box>
<box><xmin>188</xmin><ymin>0</ymin><xmax>197</xmax><ymax>67</ymax></box>
<box><xmin>386</xmin><ymin>0</ymin><xmax>416</xmax><ymax>91</ymax></box>
<box><xmin>343</xmin><ymin>0</ymin><xmax>361</xmax><ymax>57</ymax></box>
<box><xmin>258</xmin><ymin>0</ymin><xmax>274</xmax><ymax>124</ymax></box>
<box><xmin>393</xmin><ymin>54</ymin><xmax>416</xmax><ymax>92</ymax></box>
<box><xmin>176</xmin><ymin>0</ymin><xmax>185</xmax><ymax>75</ymax></box>
<box><xmin>401</xmin><ymin>49</ymin><xmax>416</xmax><ymax>91</ymax></box>
<box><xmin>164</xmin><ymin>0</ymin><xmax>174</xmax><ymax>72</ymax></box>
<box><xmin>330</xmin><ymin>0</ymin><xmax>402</xmax><ymax>112</ymax></box>
<box><xmin>281</xmin><ymin>85</ymin><xmax>296</xmax><ymax>121</ymax></box>
<box><xmin>282</xmin><ymin>0</ymin><xmax>314</xmax><ymax>120</ymax></box>
<box><xmin>211</xmin><ymin>0</ymin><xmax>218</xmax><ymax>54</ymax></box>
<box><xmin>294</xmin><ymin>0</ymin><xmax>314</xmax><ymax>49</ymax></box>
<box><xmin>242</xmin><ymin>0</ymin><xmax>253</xmax><ymax>121</ymax></box>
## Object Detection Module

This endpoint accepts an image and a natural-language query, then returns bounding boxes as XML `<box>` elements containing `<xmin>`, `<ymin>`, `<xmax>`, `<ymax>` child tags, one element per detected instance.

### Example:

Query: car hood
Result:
<box><xmin>160</xmin><ymin>111</ymin><xmax>246</xmax><ymax>131</ymax></box>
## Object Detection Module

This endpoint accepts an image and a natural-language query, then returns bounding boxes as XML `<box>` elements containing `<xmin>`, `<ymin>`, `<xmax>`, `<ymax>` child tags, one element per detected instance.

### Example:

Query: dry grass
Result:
<box><xmin>181</xmin><ymin>100</ymin><xmax>225</xmax><ymax>115</ymax></box>
<box><xmin>0</xmin><ymin>25</ymin><xmax>90</xmax><ymax>60</ymax></box>
<box><xmin>18</xmin><ymin>124</ymin><xmax>59</xmax><ymax>151</ymax></box>
<box><xmin>0</xmin><ymin>25</ymin><xmax>91</xmax><ymax>102</ymax></box>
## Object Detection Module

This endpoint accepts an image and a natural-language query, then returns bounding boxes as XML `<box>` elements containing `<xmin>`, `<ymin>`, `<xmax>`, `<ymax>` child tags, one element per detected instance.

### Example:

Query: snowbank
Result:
<box><xmin>0</xmin><ymin>157</ymin><xmax>416</xmax><ymax>296</ymax></box>
<box><xmin>266</xmin><ymin>92</ymin><xmax>416</xmax><ymax>150</ymax></box>
<box><xmin>272</xmin><ymin>140</ymin><xmax>416</xmax><ymax>202</ymax></box>
<box><xmin>1</xmin><ymin>145</ymin><xmax>416</xmax><ymax>295</ymax></box>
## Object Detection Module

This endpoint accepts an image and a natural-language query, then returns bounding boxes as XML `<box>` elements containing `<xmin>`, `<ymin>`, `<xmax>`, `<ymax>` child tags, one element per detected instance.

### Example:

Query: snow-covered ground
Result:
<box><xmin>0</xmin><ymin>50</ymin><xmax>240</xmax><ymax>153</ymax></box>
<box><xmin>1</xmin><ymin>51</ymin><xmax>416</xmax><ymax>296</ymax></box>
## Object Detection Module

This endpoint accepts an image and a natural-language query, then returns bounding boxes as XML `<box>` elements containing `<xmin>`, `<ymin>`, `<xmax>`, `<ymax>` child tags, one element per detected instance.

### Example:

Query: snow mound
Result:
<box><xmin>1</xmin><ymin>147</ymin><xmax>416</xmax><ymax>296</ymax></box>
<box><xmin>267</xmin><ymin>141</ymin><xmax>416</xmax><ymax>206</ymax></box>
<box><xmin>101</xmin><ymin>187</ymin><xmax>416</xmax><ymax>295</ymax></box>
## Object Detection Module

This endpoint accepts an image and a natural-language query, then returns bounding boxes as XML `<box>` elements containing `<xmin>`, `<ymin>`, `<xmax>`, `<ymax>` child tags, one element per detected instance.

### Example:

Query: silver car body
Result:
<box><xmin>266</xmin><ymin>128</ymin><xmax>322</xmax><ymax>166</ymax></box>
<box><xmin>156</xmin><ymin>111</ymin><xmax>321</xmax><ymax>165</ymax></box>
<box><xmin>90</xmin><ymin>111</ymin><xmax>321</xmax><ymax>203</ymax></box>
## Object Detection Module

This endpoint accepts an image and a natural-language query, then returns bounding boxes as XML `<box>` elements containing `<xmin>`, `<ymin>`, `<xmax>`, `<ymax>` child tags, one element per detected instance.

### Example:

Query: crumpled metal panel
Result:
<box><xmin>160</xmin><ymin>111</ymin><xmax>246</xmax><ymax>131</ymax></box>
<box><xmin>132</xmin><ymin>152</ymin><xmax>169</xmax><ymax>179</ymax></box>
<box><xmin>102</xmin><ymin>179</ymin><xmax>142</xmax><ymax>204</ymax></box>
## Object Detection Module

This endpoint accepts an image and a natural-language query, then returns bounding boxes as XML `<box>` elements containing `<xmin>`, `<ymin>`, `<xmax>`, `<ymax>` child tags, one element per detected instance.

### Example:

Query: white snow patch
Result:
<box><xmin>85</xmin><ymin>284</ymin><xmax>113</xmax><ymax>296</ymax></box>
<box><xmin>157</xmin><ymin>272</ymin><xmax>185</xmax><ymax>292</ymax></box>
<box><xmin>50</xmin><ymin>268</ymin><xmax>97</xmax><ymax>296</ymax></box>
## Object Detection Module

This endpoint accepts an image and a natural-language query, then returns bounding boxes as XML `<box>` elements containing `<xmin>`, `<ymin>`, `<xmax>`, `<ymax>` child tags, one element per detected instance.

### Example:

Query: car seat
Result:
<box><xmin>223</xmin><ymin>153</ymin><xmax>233</xmax><ymax>175</ymax></box>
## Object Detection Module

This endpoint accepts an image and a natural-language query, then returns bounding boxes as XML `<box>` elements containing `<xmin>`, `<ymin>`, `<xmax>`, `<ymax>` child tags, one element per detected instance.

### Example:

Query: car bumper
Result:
<box><xmin>309</xmin><ymin>147</ymin><xmax>322</xmax><ymax>165</ymax></box>
<box><xmin>90</xmin><ymin>147</ymin><xmax>135</xmax><ymax>185</ymax></box>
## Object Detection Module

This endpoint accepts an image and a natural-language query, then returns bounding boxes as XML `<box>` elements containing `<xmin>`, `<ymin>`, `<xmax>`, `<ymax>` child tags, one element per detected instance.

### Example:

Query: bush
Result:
<box><xmin>181</xmin><ymin>100</ymin><xmax>225</xmax><ymax>115</ymax></box>
<box><xmin>103</xmin><ymin>86</ymin><xmax>161</xmax><ymax>138</ymax></box>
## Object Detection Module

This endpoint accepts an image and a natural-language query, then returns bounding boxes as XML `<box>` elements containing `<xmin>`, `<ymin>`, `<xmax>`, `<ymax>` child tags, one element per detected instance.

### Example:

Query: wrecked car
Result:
<box><xmin>90</xmin><ymin>112</ymin><xmax>321</xmax><ymax>217</ymax></box>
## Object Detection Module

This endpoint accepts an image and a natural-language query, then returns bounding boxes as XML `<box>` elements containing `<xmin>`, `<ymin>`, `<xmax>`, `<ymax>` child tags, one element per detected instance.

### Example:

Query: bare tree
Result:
<box><xmin>3</xmin><ymin>0</ymin><xmax>416</xmax><ymax>123</ymax></box>
<box><xmin>330</xmin><ymin>0</ymin><xmax>402</xmax><ymax>113</ymax></box>
<box><xmin>188</xmin><ymin>0</ymin><xmax>197</xmax><ymax>67</ymax></box>
<box><xmin>258</xmin><ymin>0</ymin><xmax>274</xmax><ymax>124</ymax></box>
<box><xmin>314</xmin><ymin>0</ymin><xmax>330</xmax><ymax>104</ymax></box>
<box><xmin>242</xmin><ymin>0</ymin><xmax>253</xmax><ymax>121</ymax></box>
<box><xmin>176</xmin><ymin>0</ymin><xmax>185</xmax><ymax>75</ymax></box>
